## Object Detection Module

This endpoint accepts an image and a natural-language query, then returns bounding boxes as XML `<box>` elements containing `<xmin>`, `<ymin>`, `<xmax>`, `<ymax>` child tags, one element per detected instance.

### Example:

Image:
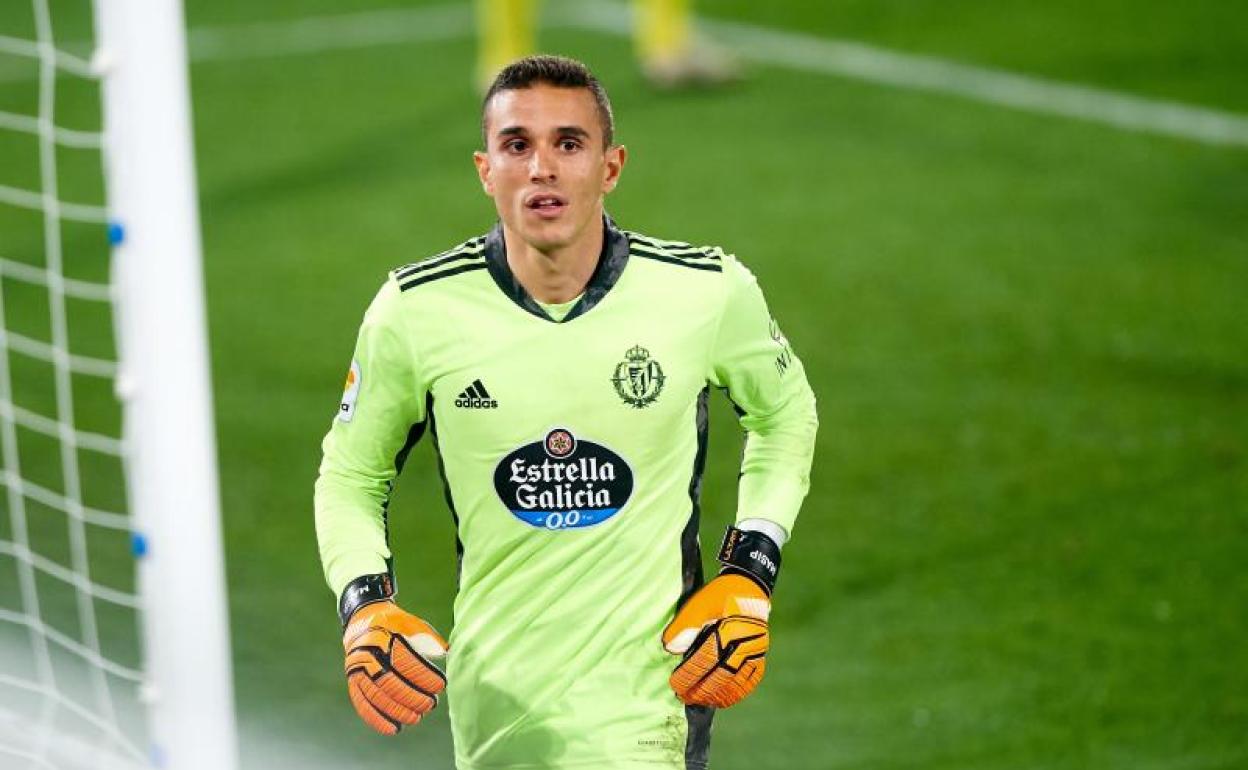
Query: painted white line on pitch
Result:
<box><xmin>186</xmin><ymin>4</ymin><xmax>472</xmax><ymax>61</ymax></box>
<box><xmin>2</xmin><ymin>1</ymin><xmax>1244</xmax><ymax>148</ymax></box>
<box><xmin>565</xmin><ymin>0</ymin><xmax>1248</xmax><ymax>148</ymax></box>
<box><xmin>704</xmin><ymin>18</ymin><xmax>1248</xmax><ymax>147</ymax></box>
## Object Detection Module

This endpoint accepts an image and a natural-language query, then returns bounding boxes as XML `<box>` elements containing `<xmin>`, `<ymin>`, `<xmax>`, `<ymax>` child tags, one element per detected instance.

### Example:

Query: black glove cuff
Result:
<box><xmin>717</xmin><ymin>525</ymin><xmax>781</xmax><ymax>596</ymax></box>
<box><xmin>337</xmin><ymin>572</ymin><xmax>395</xmax><ymax>628</ymax></box>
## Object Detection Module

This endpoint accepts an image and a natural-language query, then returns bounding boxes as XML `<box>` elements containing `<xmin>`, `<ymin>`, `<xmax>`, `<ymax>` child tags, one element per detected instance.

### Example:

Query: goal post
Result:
<box><xmin>0</xmin><ymin>0</ymin><xmax>235</xmax><ymax>765</ymax></box>
<box><xmin>94</xmin><ymin>0</ymin><xmax>238</xmax><ymax>768</ymax></box>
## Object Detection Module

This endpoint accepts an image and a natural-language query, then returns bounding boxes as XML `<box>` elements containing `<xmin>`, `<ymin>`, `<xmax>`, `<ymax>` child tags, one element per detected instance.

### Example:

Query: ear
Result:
<box><xmin>473</xmin><ymin>150</ymin><xmax>494</xmax><ymax>195</ymax></box>
<box><xmin>602</xmin><ymin>144</ymin><xmax>627</xmax><ymax>194</ymax></box>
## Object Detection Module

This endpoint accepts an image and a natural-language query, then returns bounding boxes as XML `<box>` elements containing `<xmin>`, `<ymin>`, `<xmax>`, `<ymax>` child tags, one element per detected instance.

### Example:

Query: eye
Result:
<box><xmin>559</xmin><ymin>138</ymin><xmax>582</xmax><ymax>152</ymax></box>
<box><xmin>504</xmin><ymin>139</ymin><xmax>528</xmax><ymax>153</ymax></box>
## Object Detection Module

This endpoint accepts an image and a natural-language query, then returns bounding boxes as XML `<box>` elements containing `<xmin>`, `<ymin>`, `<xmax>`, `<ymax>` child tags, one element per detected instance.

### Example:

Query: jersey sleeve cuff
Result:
<box><xmin>325</xmin><ymin>550</ymin><xmax>391</xmax><ymax>600</ymax></box>
<box><xmin>737</xmin><ymin>517</ymin><xmax>789</xmax><ymax>548</ymax></box>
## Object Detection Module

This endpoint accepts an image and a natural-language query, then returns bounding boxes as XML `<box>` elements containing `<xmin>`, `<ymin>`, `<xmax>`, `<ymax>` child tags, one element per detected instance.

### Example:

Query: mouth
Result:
<box><xmin>524</xmin><ymin>193</ymin><xmax>567</xmax><ymax>218</ymax></box>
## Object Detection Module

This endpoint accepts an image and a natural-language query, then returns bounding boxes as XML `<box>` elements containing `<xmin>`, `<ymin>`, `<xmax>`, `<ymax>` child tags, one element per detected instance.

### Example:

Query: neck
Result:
<box><xmin>501</xmin><ymin>211</ymin><xmax>604</xmax><ymax>304</ymax></box>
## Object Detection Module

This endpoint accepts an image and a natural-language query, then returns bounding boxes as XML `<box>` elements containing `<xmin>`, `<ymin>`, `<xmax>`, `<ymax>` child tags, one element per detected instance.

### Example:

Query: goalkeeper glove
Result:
<box><xmin>661</xmin><ymin>526</ymin><xmax>780</xmax><ymax>708</ymax></box>
<box><xmin>339</xmin><ymin>574</ymin><xmax>448</xmax><ymax>735</ymax></box>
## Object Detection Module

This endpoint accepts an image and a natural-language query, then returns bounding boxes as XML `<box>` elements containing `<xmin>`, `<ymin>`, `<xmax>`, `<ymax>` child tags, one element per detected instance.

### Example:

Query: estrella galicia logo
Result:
<box><xmin>611</xmin><ymin>345</ymin><xmax>665</xmax><ymax>408</ymax></box>
<box><xmin>493</xmin><ymin>428</ymin><xmax>634</xmax><ymax>530</ymax></box>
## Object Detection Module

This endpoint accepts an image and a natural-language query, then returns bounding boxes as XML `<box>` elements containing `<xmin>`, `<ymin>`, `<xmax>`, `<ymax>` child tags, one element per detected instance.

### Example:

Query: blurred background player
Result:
<box><xmin>476</xmin><ymin>0</ymin><xmax>739</xmax><ymax>90</ymax></box>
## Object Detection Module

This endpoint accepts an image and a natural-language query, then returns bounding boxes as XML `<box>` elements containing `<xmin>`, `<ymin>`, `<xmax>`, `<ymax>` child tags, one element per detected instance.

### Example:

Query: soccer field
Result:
<box><xmin>3</xmin><ymin>0</ymin><xmax>1247</xmax><ymax>767</ymax></box>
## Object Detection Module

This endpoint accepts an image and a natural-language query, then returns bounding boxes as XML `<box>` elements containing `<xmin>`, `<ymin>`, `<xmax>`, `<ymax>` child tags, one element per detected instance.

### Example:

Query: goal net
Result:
<box><xmin>0</xmin><ymin>2</ymin><xmax>235</xmax><ymax>768</ymax></box>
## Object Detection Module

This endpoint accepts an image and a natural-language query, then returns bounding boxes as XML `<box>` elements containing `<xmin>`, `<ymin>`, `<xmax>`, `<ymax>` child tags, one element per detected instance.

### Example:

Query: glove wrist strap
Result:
<box><xmin>717</xmin><ymin>525</ymin><xmax>781</xmax><ymax>595</ymax></box>
<box><xmin>338</xmin><ymin>572</ymin><xmax>395</xmax><ymax>627</ymax></box>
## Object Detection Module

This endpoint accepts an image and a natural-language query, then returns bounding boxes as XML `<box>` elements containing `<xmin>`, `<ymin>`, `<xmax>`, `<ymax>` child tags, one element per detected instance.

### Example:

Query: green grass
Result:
<box><xmin>710</xmin><ymin>0</ymin><xmax>1248</xmax><ymax>113</ymax></box>
<box><xmin>1</xmin><ymin>1</ymin><xmax>1246</xmax><ymax>768</ymax></box>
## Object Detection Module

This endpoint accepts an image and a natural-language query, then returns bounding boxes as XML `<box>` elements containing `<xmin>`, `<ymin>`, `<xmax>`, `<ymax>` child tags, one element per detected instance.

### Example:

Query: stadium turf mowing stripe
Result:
<box><xmin>147</xmin><ymin>1</ymin><xmax>1248</xmax><ymax>147</ymax></box>
<box><xmin>10</xmin><ymin>2</ymin><xmax>1242</xmax><ymax>145</ymax></box>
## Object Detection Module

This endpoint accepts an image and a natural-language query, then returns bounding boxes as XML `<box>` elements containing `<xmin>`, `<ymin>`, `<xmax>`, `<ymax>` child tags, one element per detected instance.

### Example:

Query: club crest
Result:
<box><xmin>611</xmin><ymin>345</ymin><xmax>665</xmax><ymax>408</ymax></box>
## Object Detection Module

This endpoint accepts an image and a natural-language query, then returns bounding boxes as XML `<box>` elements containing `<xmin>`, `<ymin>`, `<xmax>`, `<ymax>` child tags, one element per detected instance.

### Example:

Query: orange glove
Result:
<box><xmin>342</xmin><ymin>600</ymin><xmax>448</xmax><ymax>735</ymax></box>
<box><xmin>662</xmin><ymin>573</ymin><xmax>771</xmax><ymax>708</ymax></box>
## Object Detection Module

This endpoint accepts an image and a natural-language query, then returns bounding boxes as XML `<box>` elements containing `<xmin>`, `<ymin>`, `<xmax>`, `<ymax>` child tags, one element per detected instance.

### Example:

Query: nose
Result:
<box><xmin>528</xmin><ymin>145</ymin><xmax>557</xmax><ymax>182</ymax></box>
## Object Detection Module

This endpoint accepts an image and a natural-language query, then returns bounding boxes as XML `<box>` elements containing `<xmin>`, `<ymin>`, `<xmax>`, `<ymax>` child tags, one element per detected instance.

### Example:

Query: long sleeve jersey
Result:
<box><xmin>315</xmin><ymin>216</ymin><xmax>817</xmax><ymax>770</ymax></box>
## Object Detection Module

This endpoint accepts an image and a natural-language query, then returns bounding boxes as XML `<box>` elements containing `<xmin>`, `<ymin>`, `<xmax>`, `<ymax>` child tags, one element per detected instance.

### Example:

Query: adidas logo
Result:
<box><xmin>455</xmin><ymin>379</ymin><xmax>498</xmax><ymax>409</ymax></box>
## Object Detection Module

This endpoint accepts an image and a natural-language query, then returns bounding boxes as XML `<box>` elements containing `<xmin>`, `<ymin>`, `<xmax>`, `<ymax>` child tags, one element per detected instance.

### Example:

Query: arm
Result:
<box><xmin>663</xmin><ymin>254</ymin><xmax>818</xmax><ymax>708</ymax></box>
<box><xmin>314</xmin><ymin>278</ymin><xmax>447</xmax><ymax>734</ymax></box>
<box><xmin>708</xmin><ymin>255</ymin><xmax>818</xmax><ymax>539</ymax></box>
<box><xmin>315</xmin><ymin>278</ymin><xmax>426</xmax><ymax>597</ymax></box>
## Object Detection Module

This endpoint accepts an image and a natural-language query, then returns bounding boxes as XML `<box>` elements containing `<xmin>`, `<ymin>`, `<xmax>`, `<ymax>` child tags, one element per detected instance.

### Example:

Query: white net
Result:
<box><xmin>0</xmin><ymin>2</ymin><xmax>149</xmax><ymax>768</ymax></box>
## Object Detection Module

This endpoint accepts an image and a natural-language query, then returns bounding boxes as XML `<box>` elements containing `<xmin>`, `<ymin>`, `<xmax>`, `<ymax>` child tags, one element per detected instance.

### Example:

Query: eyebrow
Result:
<box><xmin>496</xmin><ymin>125</ymin><xmax>592</xmax><ymax>140</ymax></box>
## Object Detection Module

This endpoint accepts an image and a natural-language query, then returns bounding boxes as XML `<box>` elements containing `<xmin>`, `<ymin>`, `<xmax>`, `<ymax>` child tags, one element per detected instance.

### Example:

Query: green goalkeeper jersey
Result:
<box><xmin>315</xmin><ymin>217</ymin><xmax>817</xmax><ymax>770</ymax></box>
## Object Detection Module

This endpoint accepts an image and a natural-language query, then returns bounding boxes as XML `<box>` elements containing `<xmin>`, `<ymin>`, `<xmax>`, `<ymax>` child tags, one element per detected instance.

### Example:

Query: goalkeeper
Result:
<box><xmin>315</xmin><ymin>55</ymin><xmax>817</xmax><ymax>770</ymax></box>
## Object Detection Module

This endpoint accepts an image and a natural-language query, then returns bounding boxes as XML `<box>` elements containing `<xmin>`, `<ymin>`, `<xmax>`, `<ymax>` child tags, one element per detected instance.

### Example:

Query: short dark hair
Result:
<box><xmin>482</xmin><ymin>55</ymin><xmax>615</xmax><ymax>147</ymax></box>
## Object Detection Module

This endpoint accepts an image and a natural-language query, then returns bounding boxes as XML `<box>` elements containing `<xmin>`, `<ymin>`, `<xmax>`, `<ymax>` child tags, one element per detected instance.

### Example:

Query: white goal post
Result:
<box><xmin>94</xmin><ymin>1</ymin><xmax>238</xmax><ymax>768</ymax></box>
<box><xmin>0</xmin><ymin>0</ymin><xmax>236</xmax><ymax>767</ymax></box>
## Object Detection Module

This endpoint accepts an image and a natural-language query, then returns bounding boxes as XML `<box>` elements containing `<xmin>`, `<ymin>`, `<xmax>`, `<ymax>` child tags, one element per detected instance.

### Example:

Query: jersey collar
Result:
<box><xmin>482</xmin><ymin>214</ymin><xmax>631</xmax><ymax>324</ymax></box>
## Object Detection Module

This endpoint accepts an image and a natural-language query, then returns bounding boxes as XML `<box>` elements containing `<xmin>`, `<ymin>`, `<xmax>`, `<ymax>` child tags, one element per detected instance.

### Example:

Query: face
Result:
<box><xmin>474</xmin><ymin>85</ymin><xmax>626</xmax><ymax>253</ymax></box>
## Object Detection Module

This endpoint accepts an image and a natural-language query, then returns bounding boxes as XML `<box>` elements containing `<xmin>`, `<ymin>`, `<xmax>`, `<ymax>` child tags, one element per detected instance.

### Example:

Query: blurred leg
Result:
<box><xmin>476</xmin><ymin>0</ymin><xmax>538</xmax><ymax>92</ymax></box>
<box><xmin>634</xmin><ymin>0</ymin><xmax>741</xmax><ymax>89</ymax></box>
<box><xmin>635</xmin><ymin>0</ymin><xmax>691</xmax><ymax>67</ymax></box>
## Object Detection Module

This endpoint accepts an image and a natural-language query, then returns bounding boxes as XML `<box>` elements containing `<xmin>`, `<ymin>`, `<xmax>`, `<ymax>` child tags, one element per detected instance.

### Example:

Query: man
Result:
<box><xmin>315</xmin><ymin>55</ymin><xmax>817</xmax><ymax>770</ymax></box>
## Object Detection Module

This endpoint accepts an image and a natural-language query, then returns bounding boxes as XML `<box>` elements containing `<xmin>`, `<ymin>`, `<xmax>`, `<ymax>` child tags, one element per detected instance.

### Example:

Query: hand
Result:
<box><xmin>342</xmin><ymin>600</ymin><xmax>448</xmax><ymax>734</ymax></box>
<box><xmin>661</xmin><ymin>573</ymin><xmax>770</xmax><ymax>708</ymax></box>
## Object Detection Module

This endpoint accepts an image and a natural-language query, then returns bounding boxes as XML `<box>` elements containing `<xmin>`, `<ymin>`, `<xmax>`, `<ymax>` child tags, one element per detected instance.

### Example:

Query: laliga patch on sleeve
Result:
<box><xmin>338</xmin><ymin>359</ymin><xmax>361</xmax><ymax>422</ymax></box>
